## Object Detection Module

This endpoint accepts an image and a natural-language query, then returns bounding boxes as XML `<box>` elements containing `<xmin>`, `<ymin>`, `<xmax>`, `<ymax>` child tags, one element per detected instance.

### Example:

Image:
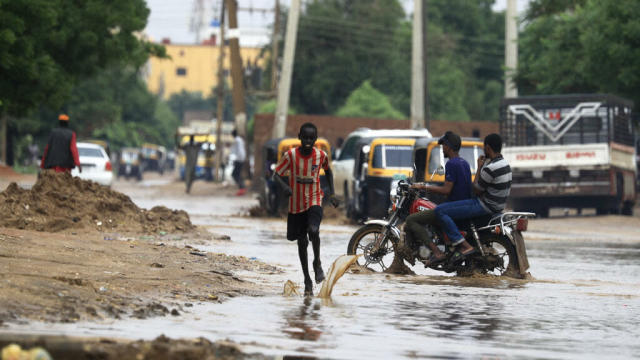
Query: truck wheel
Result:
<box><xmin>536</xmin><ymin>207</ymin><xmax>549</xmax><ymax>218</ymax></box>
<box><xmin>596</xmin><ymin>207</ymin><xmax>608</xmax><ymax>215</ymax></box>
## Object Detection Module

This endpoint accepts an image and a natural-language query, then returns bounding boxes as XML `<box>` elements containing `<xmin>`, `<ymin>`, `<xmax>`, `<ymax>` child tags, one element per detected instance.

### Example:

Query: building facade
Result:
<box><xmin>145</xmin><ymin>41</ymin><xmax>264</xmax><ymax>99</ymax></box>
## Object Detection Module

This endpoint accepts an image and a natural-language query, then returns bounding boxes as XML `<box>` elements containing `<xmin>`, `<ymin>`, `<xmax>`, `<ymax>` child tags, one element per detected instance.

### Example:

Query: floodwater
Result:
<box><xmin>5</xmin><ymin>180</ymin><xmax>640</xmax><ymax>359</ymax></box>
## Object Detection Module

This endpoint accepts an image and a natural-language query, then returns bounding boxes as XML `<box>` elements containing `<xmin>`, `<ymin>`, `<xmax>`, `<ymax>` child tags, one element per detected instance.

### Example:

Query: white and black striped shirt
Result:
<box><xmin>475</xmin><ymin>155</ymin><xmax>511</xmax><ymax>213</ymax></box>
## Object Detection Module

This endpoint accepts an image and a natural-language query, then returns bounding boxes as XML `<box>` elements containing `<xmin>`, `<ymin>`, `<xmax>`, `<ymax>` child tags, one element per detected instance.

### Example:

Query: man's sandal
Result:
<box><xmin>422</xmin><ymin>253</ymin><xmax>446</xmax><ymax>267</ymax></box>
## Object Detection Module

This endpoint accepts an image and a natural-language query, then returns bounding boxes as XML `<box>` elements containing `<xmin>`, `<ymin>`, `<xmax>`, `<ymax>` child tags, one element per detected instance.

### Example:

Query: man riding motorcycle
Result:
<box><xmin>404</xmin><ymin>131</ymin><xmax>471</xmax><ymax>266</ymax></box>
<box><xmin>434</xmin><ymin>133</ymin><xmax>512</xmax><ymax>262</ymax></box>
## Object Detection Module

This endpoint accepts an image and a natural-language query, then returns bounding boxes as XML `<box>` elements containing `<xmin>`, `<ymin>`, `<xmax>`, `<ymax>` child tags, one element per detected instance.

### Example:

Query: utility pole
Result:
<box><xmin>273</xmin><ymin>0</ymin><xmax>301</xmax><ymax>138</ymax></box>
<box><xmin>226</xmin><ymin>0</ymin><xmax>247</xmax><ymax>137</ymax></box>
<box><xmin>410</xmin><ymin>0</ymin><xmax>425</xmax><ymax>129</ymax></box>
<box><xmin>422</xmin><ymin>0</ymin><xmax>429</xmax><ymax>130</ymax></box>
<box><xmin>189</xmin><ymin>0</ymin><xmax>205</xmax><ymax>44</ymax></box>
<box><xmin>214</xmin><ymin>1</ymin><xmax>226</xmax><ymax>182</ymax></box>
<box><xmin>0</xmin><ymin>114</ymin><xmax>7</xmax><ymax>165</ymax></box>
<box><xmin>271</xmin><ymin>0</ymin><xmax>280</xmax><ymax>91</ymax></box>
<box><xmin>504</xmin><ymin>0</ymin><xmax>518</xmax><ymax>98</ymax></box>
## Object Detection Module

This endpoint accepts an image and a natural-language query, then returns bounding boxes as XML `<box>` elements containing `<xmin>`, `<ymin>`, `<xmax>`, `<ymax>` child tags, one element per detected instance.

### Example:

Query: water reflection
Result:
<box><xmin>282</xmin><ymin>297</ymin><xmax>323</xmax><ymax>341</ymax></box>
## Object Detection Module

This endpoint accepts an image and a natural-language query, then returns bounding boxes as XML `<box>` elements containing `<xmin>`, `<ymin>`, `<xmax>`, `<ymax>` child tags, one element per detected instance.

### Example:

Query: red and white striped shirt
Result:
<box><xmin>275</xmin><ymin>147</ymin><xmax>329</xmax><ymax>214</ymax></box>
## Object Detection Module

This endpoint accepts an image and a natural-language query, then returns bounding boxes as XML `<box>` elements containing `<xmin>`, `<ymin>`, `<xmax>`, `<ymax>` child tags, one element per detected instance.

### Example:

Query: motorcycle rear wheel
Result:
<box><xmin>479</xmin><ymin>235</ymin><xmax>519</xmax><ymax>277</ymax></box>
<box><xmin>347</xmin><ymin>224</ymin><xmax>396</xmax><ymax>273</ymax></box>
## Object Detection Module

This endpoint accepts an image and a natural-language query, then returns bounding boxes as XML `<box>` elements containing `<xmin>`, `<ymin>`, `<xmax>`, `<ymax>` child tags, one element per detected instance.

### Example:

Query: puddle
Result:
<box><xmin>3</xmin><ymin>188</ymin><xmax>639</xmax><ymax>359</ymax></box>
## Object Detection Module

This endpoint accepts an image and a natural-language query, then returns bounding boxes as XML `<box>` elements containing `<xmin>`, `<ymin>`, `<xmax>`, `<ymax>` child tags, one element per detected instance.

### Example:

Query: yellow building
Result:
<box><xmin>145</xmin><ymin>42</ymin><xmax>263</xmax><ymax>99</ymax></box>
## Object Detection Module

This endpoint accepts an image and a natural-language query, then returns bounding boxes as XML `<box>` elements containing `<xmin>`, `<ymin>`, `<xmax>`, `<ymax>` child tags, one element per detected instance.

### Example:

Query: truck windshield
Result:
<box><xmin>338</xmin><ymin>136</ymin><xmax>360</xmax><ymax>161</ymax></box>
<box><xmin>371</xmin><ymin>145</ymin><xmax>413</xmax><ymax>169</ymax></box>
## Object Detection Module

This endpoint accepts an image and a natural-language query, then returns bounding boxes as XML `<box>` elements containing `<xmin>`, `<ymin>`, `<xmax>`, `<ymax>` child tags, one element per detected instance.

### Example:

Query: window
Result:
<box><xmin>371</xmin><ymin>145</ymin><xmax>413</xmax><ymax>169</ymax></box>
<box><xmin>338</xmin><ymin>136</ymin><xmax>360</xmax><ymax>160</ymax></box>
<box><xmin>78</xmin><ymin>147</ymin><xmax>104</xmax><ymax>158</ymax></box>
<box><xmin>176</xmin><ymin>67</ymin><xmax>187</xmax><ymax>76</ymax></box>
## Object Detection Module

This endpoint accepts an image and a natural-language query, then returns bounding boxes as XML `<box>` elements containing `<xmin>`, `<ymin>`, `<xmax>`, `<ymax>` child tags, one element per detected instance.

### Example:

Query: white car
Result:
<box><xmin>332</xmin><ymin>128</ymin><xmax>432</xmax><ymax>203</ymax></box>
<box><xmin>71</xmin><ymin>142</ymin><xmax>114</xmax><ymax>186</ymax></box>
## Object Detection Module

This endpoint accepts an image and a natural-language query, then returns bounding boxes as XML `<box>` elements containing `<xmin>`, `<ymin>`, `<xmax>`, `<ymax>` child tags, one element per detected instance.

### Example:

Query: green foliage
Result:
<box><xmin>167</xmin><ymin>90</ymin><xmax>214</xmax><ymax>123</ymax></box>
<box><xmin>0</xmin><ymin>0</ymin><xmax>165</xmax><ymax>117</ymax></box>
<box><xmin>336</xmin><ymin>80</ymin><xmax>404</xmax><ymax>119</ymax></box>
<box><xmin>281</xmin><ymin>0</ymin><xmax>505</xmax><ymax>121</ymax></box>
<box><xmin>517</xmin><ymin>0</ymin><xmax>640</xmax><ymax>107</ymax></box>
<box><xmin>256</xmin><ymin>99</ymin><xmax>297</xmax><ymax>114</ymax></box>
<box><xmin>292</xmin><ymin>0</ymin><xmax>406</xmax><ymax>115</ymax></box>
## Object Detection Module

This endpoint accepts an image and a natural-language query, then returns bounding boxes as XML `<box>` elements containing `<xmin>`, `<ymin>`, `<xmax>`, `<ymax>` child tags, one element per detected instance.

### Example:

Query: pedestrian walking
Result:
<box><xmin>231</xmin><ymin>129</ymin><xmax>246</xmax><ymax>195</ymax></box>
<box><xmin>179</xmin><ymin>135</ymin><xmax>201</xmax><ymax>194</ymax></box>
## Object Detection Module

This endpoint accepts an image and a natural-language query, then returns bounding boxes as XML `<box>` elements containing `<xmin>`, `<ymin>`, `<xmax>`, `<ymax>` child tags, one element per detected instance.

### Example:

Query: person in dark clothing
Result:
<box><xmin>178</xmin><ymin>135</ymin><xmax>201</xmax><ymax>194</ymax></box>
<box><xmin>41</xmin><ymin>114</ymin><xmax>82</xmax><ymax>173</ymax></box>
<box><xmin>405</xmin><ymin>131</ymin><xmax>472</xmax><ymax>266</ymax></box>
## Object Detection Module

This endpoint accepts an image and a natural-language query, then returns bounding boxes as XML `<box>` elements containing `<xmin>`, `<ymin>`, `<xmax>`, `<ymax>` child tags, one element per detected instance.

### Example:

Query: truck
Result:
<box><xmin>501</xmin><ymin>94</ymin><xmax>636</xmax><ymax>217</ymax></box>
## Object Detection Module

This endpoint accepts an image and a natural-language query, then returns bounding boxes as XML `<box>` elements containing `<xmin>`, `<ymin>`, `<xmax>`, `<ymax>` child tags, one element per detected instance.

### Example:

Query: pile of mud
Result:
<box><xmin>0</xmin><ymin>171</ymin><xmax>195</xmax><ymax>233</ymax></box>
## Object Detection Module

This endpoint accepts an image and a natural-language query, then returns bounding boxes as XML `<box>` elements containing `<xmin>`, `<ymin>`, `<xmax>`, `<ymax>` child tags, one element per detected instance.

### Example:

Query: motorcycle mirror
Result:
<box><xmin>362</xmin><ymin>145</ymin><xmax>370</xmax><ymax>154</ymax></box>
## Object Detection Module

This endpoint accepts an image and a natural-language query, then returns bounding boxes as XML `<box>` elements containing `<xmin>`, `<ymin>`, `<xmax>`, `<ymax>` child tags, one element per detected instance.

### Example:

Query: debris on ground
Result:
<box><xmin>0</xmin><ymin>334</ymin><xmax>268</xmax><ymax>360</ymax></box>
<box><xmin>0</xmin><ymin>171</ymin><xmax>195</xmax><ymax>233</ymax></box>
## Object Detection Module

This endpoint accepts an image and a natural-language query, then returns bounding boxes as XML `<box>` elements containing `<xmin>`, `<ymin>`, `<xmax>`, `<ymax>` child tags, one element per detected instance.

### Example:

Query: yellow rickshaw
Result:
<box><xmin>412</xmin><ymin>137</ymin><xmax>484</xmax><ymax>204</ymax></box>
<box><xmin>261</xmin><ymin>137</ymin><xmax>331</xmax><ymax>215</ymax></box>
<box><xmin>350</xmin><ymin>137</ymin><xmax>416</xmax><ymax>221</ymax></box>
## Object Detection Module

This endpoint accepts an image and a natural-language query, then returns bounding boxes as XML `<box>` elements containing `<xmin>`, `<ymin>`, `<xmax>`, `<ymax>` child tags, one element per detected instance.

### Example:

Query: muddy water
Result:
<box><xmin>5</xmin><ymin>183</ymin><xmax>640</xmax><ymax>359</ymax></box>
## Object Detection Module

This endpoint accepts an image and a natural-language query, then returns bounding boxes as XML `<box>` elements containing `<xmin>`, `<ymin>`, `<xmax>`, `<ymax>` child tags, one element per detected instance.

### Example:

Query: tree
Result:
<box><xmin>336</xmin><ymin>80</ymin><xmax>404</xmax><ymax>119</ymax></box>
<box><xmin>274</xmin><ymin>0</ymin><xmax>506</xmax><ymax>121</ymax></box>
<box><xmin>291</xmin><ymin>0</ymin><xmax>406</xmax><ymax>115</ymax></box>
<box><xmin>167</xmin><ymin>91</ymin><xmax>214</xmax><ymax>123</ymax></box>
<box><xmin>516</xmin><ymin>0</ymin><xmax>640</xmax><ymax>108</ymax></box>
<box><xmin>0</xmin><ymin>0</ymin><xmax>164</xmax><ymax>116</ymax></box>
<box><xmin>0</xmin><ymin>0</ymin><xmax>165</xmax><ymax>164</ymax></box>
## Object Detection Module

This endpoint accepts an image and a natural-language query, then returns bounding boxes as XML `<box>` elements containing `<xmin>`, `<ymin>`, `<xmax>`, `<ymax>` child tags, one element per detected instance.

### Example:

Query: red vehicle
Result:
<box><xmin>347</xmin><ymin>180</ymin><xmax>535</xmax><ymax>278</ymax></box>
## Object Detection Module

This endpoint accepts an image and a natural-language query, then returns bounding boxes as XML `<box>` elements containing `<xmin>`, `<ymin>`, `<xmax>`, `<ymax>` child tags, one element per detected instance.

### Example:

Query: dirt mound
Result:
<box><xmin>0</xmin><ymin>171</ymin><xmax>195</xmax><ymax>233</ymax></box>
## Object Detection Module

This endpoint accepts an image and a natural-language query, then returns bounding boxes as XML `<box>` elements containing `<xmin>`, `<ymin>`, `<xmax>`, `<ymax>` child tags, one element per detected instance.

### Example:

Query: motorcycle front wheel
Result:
<box><xmin>347</xmin><ymin>224</ymin><xmax>396</xmax><ymax>272</ymax></box>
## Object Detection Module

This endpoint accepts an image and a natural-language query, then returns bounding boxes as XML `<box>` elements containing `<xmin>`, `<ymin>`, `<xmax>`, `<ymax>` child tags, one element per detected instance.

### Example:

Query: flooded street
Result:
<box><xmin>4</xmin><ymin>178</ymin><xmax>640</xmax><ymax>359</ymax></box>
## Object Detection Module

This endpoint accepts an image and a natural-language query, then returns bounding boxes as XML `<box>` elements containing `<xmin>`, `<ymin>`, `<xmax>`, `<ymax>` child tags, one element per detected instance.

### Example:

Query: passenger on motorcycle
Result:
<box><xmin>434</xmin><ymin>133</ymin><xmax>512</xmax><ymax>260</ymax></box>
<box><xmin>406</xmin><ymin>131</ymin><xmax>471</xmax><ymax>265</ymax></box>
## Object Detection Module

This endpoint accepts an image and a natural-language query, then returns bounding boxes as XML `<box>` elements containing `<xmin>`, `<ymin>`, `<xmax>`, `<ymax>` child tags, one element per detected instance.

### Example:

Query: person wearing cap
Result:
<box><xmin>434</xmin><ymin>133</ymin><xmax>512</xmax><ymax>262</ymax></box>
<box><xmin>40</xmin><ymin>114</ymin><xmax>82</xmax><ymax>174</ymax></box>
<box><xmin>405</xmin><ymin>131</ymin><xmax>472</xmax><ymax>266</ymax></box>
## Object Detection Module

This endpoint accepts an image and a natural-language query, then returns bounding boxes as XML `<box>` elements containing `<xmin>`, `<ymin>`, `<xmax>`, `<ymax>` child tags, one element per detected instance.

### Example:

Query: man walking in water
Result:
<box><xmin>230</xmin><ymin>129</ymin><xmax>246</xmax><ymax>195</ymax></box>
<box><xmin>41</xmin><ymin>114</ymin><xmax>82</xmax><ymax>174</ymax></box>
<box><xmin>176</xmin><ymin>134</ymin><xmax>201</xmax><ymax>194</ymax></box>
<box><xmin>273</xmin><ymin>123</ymin><xmax>339</xmax><ymax>296</ymax></box>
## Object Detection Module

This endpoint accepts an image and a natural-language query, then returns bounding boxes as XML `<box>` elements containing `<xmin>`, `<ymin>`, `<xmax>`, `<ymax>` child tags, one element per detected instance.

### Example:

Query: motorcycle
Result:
<box><xmin>347</xmin><ymin>180</ymin><xmax>535</xmax><ymax>278</ymax></box>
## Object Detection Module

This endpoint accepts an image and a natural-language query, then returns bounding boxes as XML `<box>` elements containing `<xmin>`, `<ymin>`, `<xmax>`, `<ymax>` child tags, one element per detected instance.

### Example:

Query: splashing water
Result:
<box><xmin>317</xmin><ymin>255</ymin><xmax>361</xmax><ymax>298</ymax></box>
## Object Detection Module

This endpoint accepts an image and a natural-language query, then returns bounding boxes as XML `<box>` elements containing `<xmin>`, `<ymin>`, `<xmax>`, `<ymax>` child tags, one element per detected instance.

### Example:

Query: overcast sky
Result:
<box><xmin>144</xmin><ymin>0</ymin><xmax>531</xmax><ymax>47</ymax></box>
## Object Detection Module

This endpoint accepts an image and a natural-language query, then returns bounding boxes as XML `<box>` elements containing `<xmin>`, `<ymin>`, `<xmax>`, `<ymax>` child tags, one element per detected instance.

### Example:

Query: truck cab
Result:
<box><xmin>501</xmin><ymin>94</ymin><xmax>636</xmax><ymax>216</ymax></box>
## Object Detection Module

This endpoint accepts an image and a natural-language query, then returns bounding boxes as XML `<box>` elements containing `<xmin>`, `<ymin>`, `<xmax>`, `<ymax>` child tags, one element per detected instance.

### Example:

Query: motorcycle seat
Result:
<box><xmin>455</xmin><ymin>213</ymin><xmax>503</xmax><ymax>229</ymax></box>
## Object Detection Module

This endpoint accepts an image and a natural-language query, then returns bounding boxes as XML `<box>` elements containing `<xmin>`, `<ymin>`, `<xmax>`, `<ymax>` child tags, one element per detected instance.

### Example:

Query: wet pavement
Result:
<box><xmin>4</xmin><ymin>178</ymin><xmax>640</xmax><ymax>359</ymax></box>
